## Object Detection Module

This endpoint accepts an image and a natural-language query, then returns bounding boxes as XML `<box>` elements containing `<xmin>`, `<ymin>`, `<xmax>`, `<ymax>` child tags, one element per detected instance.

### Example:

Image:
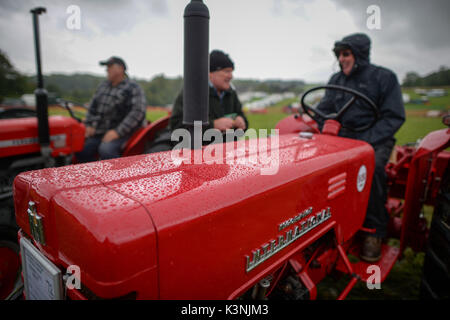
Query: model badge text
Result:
<box><xmin>245</xmin><ymin>207</ymin><xmax>331</xmax><ymax>272</ymax></box>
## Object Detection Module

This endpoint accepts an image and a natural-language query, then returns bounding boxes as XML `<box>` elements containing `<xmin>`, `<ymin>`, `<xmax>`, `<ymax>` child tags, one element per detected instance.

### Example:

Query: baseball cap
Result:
<box><xmin>99</xmin><ymin>56</ymin><xmax>127</xmax><ymax>70</ymax></box>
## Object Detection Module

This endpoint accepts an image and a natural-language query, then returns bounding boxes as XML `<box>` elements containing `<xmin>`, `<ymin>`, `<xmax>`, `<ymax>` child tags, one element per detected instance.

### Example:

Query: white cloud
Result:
<box><xmin>0</xmin><ymin>0</ymin><xmax>448</xmax><ymax>83</ymax></box>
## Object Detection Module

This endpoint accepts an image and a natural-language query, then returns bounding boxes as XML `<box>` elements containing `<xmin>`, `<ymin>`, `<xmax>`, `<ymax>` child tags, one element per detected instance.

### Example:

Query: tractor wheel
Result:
<box><xmin>0</xmin><ymin>226</ymin><xmax>23</xmax><ymax>300</ymax></box>
<box><xmin>420</xmin><ymin>166</ymin><xmax>450</xmax><ymax>299</ymax></box>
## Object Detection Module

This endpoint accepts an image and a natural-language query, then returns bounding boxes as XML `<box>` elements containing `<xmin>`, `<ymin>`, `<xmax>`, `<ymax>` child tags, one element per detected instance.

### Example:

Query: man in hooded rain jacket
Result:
<box><xmin>316</xmin><ymin>33</ymin><xmax>405</xmax><ymax>262</ymax></box>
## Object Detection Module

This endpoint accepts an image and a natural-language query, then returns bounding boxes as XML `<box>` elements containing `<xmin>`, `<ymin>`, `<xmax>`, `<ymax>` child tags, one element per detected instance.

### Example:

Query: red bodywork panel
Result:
<box><xmin>122</xmin><ymin>116</ymin><xmax>170</xmax><ymax>157</ymax></box>
<box><xmin>396</xmin><ymin>129</ymin><xmax>450</xmax><ymax>252</ymax></box>
<box><xmin>0</xmin><ymin>116</ymin><xmax>85</xmax><ymax>157</ymax></box>
<box><xmin>385</xmin><ymin>128</ymin><xmax>450</xmax><ymax>253</ymax></box>
<box><xmin>14</xmin><ymin>167</ymin><xmax>159</xmax><ymax>299</ymax></box>
<box><xmin>14</xmin><ymin>133</ymin><xmax>374</xmax><ymax>299</ymax></box>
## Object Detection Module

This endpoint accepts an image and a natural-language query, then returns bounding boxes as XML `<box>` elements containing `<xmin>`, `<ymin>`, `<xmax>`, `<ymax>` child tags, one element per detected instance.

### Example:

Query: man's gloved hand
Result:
<box><xmin>102</xmin><ymin>129</ymin><xmax>119</xmax><ymax>143</ymax></box>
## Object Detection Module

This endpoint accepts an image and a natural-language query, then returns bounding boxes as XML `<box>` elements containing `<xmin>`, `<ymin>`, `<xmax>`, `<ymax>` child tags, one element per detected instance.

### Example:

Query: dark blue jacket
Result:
<box><xmin>317</xmin><ymin>33</ymin><xmax>405</xmax><ymax>147</ymax></box>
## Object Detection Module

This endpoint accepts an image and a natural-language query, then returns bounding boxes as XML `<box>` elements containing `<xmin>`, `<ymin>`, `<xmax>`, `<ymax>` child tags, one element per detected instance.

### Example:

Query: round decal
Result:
<box><xmin>357</xmin><ymin>165</ymin><xmax>367</xmax><ymax>192</ymax></box>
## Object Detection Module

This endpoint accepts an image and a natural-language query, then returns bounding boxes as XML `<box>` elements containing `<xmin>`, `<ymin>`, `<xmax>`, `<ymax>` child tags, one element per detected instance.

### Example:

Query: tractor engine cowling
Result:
<box><xmin>14</xmin><ymin>133</ymin><xmax>374</xmax><ymax>299</ymax></box>
<box><xmin>0</xmin><ymin>116</ymin><xmax>85</xmax><ymax>158</ymax></box>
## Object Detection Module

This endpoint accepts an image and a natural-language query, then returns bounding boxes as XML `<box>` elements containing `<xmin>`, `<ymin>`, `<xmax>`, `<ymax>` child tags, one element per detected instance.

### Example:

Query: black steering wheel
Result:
<box><xmin>56</xmin><ymin>99</ymin><xmax>87</xmax><ymax>123</ymax></box>
<box><xmin>300</xmin><ymin>84</ymin><xmax>379</xmax><ymax>132</ymax></box>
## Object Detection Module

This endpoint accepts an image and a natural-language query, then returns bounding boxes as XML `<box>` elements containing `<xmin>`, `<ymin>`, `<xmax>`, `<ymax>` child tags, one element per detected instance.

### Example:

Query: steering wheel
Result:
<box><xmin>300</xmin><ymin>84</ymin><xmax>379</xmax><ymax>132</ymax></box>
<box><xmin>56</xmin><ymin>99</ymin><xmax>87</xmax><ymax>123</ymax></box>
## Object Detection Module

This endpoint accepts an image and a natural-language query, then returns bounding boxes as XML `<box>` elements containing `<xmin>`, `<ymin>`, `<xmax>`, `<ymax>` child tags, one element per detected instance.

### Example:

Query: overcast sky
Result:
<box><xmin>0</xmin><ymin>0</ymin><xmax>449</xmax><ymax>83</ymax></box>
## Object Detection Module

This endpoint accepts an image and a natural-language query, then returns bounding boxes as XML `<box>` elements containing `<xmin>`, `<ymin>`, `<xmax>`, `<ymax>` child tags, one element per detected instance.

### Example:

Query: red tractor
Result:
<box><xmin>0</xmin><ymin>7</ymin><xmax>169</xmax><ymax>299</ymax></box>
<box><xmin>7</xmin><ymin>1</ymin><xmax>450</xmax><ymax>300</ymax></box>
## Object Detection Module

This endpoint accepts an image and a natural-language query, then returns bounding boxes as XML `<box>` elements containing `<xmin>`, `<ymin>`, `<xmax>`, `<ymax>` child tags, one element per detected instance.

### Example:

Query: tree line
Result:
<box><xmin>402</xmin><ymin>66</ymin><xmax>450</xmax><ymax>87</ymax></box>
<box><xmin>0</xmin><ymin>50</ymin><xmax>31</xmax><ymax>102</ymax></box>
<box><xmin>7</xmin><ymin>49</ymin><xmax>449</xmax><ymax>106</ymax></box>
<box><xmin>0</xmin><ymin>49</ymin><xmax>306</xmax><ymax>106</ymax></box>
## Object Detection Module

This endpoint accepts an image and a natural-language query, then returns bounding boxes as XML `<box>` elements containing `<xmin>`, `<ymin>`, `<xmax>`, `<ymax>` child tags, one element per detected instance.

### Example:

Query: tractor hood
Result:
<box><xmin>14</xmin><ymin>133</ymin><xmax>374</xmax><ymax>299</ymax></box>
<box><xmin>14</xmin><ymin>161</ymin><xmax>159</xmax><ymax>299</ymax></box>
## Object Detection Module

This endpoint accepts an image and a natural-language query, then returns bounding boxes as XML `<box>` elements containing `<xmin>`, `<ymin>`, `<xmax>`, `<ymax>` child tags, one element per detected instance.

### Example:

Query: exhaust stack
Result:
<box><xmin>30</xmin><ymin>7</ymin><xmax>51</xmax><ymax>161</ymax></box>
<box><xmin>183</xmin><ymin>0</ymin><xmax>210</xmax><ymax>148</ymax></box>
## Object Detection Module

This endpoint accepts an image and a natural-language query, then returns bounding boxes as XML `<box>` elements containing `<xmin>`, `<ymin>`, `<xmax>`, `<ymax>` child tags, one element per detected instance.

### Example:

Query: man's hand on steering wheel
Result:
<box><xmin>300</xmin><ymin>84</ymin><xmax>380</xmax><ymax>133</ymax></box>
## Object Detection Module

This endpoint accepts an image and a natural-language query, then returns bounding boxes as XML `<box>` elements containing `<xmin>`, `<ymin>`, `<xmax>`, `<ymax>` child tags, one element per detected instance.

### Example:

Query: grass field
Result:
<box><xmin>49</xmin><ymin>88</ymin><xmax>449</xmax><ymax>143</ymax></box>
<box><xmin>395</xmin><ymin>116</ymin><xmax>447</xmax><ymax>146</ymax></box>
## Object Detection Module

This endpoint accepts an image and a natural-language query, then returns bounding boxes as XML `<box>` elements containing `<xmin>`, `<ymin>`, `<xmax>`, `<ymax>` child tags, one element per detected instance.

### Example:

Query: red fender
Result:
<box><xmin>400</xmin><ymin>128</ymin><xmax>450</xmax><ymax>253</ymax></box>
<box><xmin>122</xmin><ymin>116</ymin><xmax>170</xmax><ymax>157</ymax></box>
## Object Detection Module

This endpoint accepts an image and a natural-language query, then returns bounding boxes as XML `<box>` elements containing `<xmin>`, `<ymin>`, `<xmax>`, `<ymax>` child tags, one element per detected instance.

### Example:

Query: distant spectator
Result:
<box><xmin>76</xmin><ymin>56</ymin><xmax>146</xmax><ymax>162</ymax></box>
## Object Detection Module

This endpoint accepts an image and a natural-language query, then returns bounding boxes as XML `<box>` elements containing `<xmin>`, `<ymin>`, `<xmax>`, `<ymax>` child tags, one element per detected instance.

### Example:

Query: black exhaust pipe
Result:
<box><xmin>183</xmin><ymin>0</ymin><xmax>209</xmax><ymax>148</ymax></box>
<box><xmin>31</xmin><ymin>7</ymin><xmax>51</xmax><ymax>157</ymax></box>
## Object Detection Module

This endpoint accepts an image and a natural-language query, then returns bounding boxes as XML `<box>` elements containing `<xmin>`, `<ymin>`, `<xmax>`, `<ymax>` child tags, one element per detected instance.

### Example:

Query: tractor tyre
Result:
<box><xmin>420</xmin><ymin>165</ymin><xmax>450</xmax><ymax>299</ymax></box>
<box><xmin>0</xmin><ymin>226</ymin><xmax>23</xmax><ymax>300</ymax></box>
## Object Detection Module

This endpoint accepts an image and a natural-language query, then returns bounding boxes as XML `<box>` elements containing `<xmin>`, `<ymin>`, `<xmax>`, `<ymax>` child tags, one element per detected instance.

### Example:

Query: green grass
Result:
<box><xmin>245</xmin><ymin>110</ymin><xmax>446</xmax><ymax>146</ymax></box>
<box><xmin>48</xmin><ymin>107</ymin><xmax>169</xmax><ymax>124</ymax></box>
<box><xmin>243</xmin><ymin>94</ymin><xmax>448</xmax><ymax>146</ymax></box>
<box><xmin>316</xmin><ymin>248</ymin><xmax>425</xmax><ymax>300</ymax></box>
<box><xmin>395</xmin><ymin>116</ymin><xmax>447</xmax><ymax>146</ymax></box>
<box><xmin>246</xmin><ymin>112</ymin><xmax>286</xmax><ymax>132</ymax></box>
<box><xmin>246</xmin><ymin>100</ymin><xmax>295</xmax><ymax>133</ymax></box>
<box><xmin>48</xmin><ymin>106</ymin><xmax>87</xmax><ymax>119</ymax></box>
<box><xmin>405</xmin><ymin>103</ymin><xmax>449</xmax><ymax>111</ymax></box>
<box><xmin>50</xmin><ymin>99</ymin><xmax>446</xmax><ymax>149</ymax></box>
<box><xmin>401</xmin><ymin>89</ymin><xmax>422</xmax><ymax>101</ymax></box>
<box><xmin>48</xmin><ymin>90</ymin><xmax>448</xmax><ymax>140</ymax></box>
<box><xmin>47</xmin><ymin>94</ymin><xmax>447</xmax><ymax>153</ymax></box>
<box><xmin>403</xmin><ymin>87</ymin><xmax>450</xmax><ymax>111</ymax></box>
<box><xmin>146</xmin><ymin>110</ymin><xmax>169</xmax><ymax>122</ymax></box>
<box><xmin>427</xmin><ymin>94</ymin><xmax>450</xmax><ymax>108</ymax></box>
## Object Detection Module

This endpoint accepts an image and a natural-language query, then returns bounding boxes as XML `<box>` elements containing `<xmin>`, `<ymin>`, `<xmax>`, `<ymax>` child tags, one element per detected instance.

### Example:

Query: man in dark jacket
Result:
<box><xmin>76</xmin><ymin>56</ymin><xmax>146</xmax><ymax>162</ymax></box>
<box><xmin>317</xmin><ymin>33</ymin><xmax>405</xmax><ymax>262</ymax></box>
<box><xmin>169</xmin><ymin>50</ymin><xmax>248</xmax><ymax>138</ymax></box>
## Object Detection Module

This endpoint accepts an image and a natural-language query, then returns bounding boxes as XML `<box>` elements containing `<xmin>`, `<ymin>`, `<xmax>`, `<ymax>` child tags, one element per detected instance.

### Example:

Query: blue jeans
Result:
<box><xmin>76</xmin><ymin>135</ymin><xmax>128</xmax><ymax>163</ymax></box>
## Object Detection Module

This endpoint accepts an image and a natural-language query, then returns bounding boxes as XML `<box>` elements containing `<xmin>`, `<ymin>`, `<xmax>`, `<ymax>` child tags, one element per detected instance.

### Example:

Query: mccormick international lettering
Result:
<box><xmin>245</xmin><ymin>207</ymin><xmax>332</xmax><ymax>272</ymax></box>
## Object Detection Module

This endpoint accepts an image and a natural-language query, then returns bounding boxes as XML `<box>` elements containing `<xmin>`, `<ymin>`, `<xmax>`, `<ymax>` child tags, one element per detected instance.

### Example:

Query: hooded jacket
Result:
<box><xmin>317</xmin><ymin>33</ymin><xmax>405</xmax><ymax>147</ymax></box>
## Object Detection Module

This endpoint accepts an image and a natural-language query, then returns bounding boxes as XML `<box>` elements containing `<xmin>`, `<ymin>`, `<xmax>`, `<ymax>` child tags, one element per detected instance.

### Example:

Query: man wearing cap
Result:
<box><xmin>169</xmin><ymin>50</ymin><xmax>248</xmax><ymax>136</ymax></box>
<box><xmin>316</xmin><ymin>33</ymin><xmax>405</xmax><ymax>262</ymax></box>
<box><xmin>76</xmin><ymin>56</ymin><xmax>146</xmax><ymax>162</ymax></box>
